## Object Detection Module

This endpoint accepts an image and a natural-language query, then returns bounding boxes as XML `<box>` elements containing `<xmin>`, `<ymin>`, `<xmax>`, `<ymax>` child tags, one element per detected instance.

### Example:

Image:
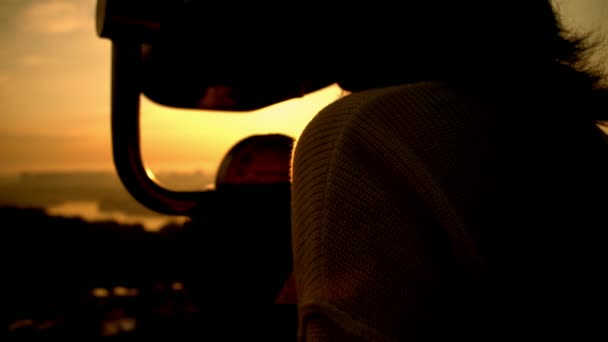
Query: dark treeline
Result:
<box><xmin>3</xmin><ymin>205</ymin><xmax>197</xmax><ymax>340</ymax></box>
<box><xmin>4</xmin><ymin>205</ymin><xmax>186</xmax><ymax>292</ymax></box>
<box><xmin>3</xmin><ymin>185</ymin><xmax>297</xmax><ymax>341</ymax></box>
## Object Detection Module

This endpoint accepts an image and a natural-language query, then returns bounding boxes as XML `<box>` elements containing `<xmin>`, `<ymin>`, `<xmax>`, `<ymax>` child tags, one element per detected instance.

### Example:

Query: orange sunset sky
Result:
<box><xmin>0</xmin><ymin>0</ymin><xmax>607</xmax><ymax>176</ymax></box>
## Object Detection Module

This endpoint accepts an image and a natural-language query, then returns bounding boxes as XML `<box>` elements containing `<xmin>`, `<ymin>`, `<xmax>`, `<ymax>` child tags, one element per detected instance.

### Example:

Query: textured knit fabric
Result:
<box><xmin>290</xmin><ymin>81</ymin><xmax>608</xmax><ymax>341</ymax></box>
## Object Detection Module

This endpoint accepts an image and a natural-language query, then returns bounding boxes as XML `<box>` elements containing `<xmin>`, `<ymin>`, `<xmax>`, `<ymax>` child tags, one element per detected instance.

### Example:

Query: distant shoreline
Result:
<box><xmin>0</xmin><ymin>170</ymin><xmax>212</xmax><ymax>230</ymax></box>
<box><xmin>45</xmin><ymin>200</ymin><xmax>188</xmax><ymax>232</ymax></box>
<box><xmin>0</xmin><ymin>167</ymin><xmax>214</xmax><ymax>177</ymax></box>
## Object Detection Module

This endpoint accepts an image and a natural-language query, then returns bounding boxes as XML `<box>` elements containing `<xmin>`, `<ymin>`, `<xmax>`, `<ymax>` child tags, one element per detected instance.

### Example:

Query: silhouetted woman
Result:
<box><xmin>290</xmin><ymin>1</ymin><xmax>608</xmax><ymax>341</ymax></box>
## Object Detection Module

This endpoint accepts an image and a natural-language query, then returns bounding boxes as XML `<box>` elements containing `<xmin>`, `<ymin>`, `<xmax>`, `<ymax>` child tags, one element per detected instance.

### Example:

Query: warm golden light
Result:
<box><xmin>0</xmin><ymin>0</ymin><xmax>605</xmax><ymax>175</ymax></box>
<box><xmin>139</xmin><ymin>84</ymin><xmax>344</xmax><ymax>174</ymax></box>
<box><xmin>145</xmin><ymin>167</ymin><xmax>158</xmax><ymax>182</ymax></box>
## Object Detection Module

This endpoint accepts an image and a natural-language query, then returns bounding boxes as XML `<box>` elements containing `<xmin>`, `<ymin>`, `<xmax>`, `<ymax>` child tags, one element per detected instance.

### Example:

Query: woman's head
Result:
<box><xmin>332</xmin><ymin>1</ymin><xmax>600</xmax><ymax>90</ymax></box>
<box><xmin>329</xmin><ymin>0</ymin><xmax>607</xmax><ymax>121</ymax></box>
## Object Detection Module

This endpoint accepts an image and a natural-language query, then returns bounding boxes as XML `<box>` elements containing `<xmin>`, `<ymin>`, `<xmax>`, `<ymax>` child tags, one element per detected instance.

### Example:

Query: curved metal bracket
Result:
<box><xmin>111</xmin><ymin>41</ymin><xmax>212</xmax><ymax>216</ymax></box>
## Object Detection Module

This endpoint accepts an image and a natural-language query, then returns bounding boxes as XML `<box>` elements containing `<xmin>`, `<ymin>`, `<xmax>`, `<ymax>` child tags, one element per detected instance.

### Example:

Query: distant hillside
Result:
<box><xmin>0</xmin><ymin>170</ymin><xmax>214</xmax><ymax>217</ymax></box>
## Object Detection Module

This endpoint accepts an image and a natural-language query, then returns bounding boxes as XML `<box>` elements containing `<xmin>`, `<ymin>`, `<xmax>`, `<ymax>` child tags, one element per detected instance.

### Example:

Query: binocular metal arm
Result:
<box><xmin>111</xmin><ymin>41</ymin><xmax>210</xmax><ymax>216</ymax></box>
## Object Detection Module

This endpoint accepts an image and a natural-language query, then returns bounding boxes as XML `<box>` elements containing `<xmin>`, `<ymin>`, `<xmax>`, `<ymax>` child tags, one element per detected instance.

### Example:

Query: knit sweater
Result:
<box><xmin>290</xmin><ymin>81</ymin><xmax>608</xmax><ymax>341</ymax></box>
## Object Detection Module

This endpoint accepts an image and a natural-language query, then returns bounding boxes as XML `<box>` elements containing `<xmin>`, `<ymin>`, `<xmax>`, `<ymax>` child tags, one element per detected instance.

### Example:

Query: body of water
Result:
<box><xmin>46</xmin><ymin>201</ymin><xmax>188</xmax><ymax>232</ymax></box>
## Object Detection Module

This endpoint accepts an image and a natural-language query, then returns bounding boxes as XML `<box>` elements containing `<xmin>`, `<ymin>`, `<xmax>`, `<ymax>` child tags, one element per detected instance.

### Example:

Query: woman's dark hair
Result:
<box><xmin>333</xmin><ymin>0</ymin><xmax>608</xmax><ymax>122</ymax></box>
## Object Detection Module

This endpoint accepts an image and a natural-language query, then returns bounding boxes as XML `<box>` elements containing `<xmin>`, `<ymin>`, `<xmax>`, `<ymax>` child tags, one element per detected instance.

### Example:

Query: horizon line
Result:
<box><xmin>0</xmin><ymin>167</ymin><xmax>214</xmax><ymax>177</ymax></box>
